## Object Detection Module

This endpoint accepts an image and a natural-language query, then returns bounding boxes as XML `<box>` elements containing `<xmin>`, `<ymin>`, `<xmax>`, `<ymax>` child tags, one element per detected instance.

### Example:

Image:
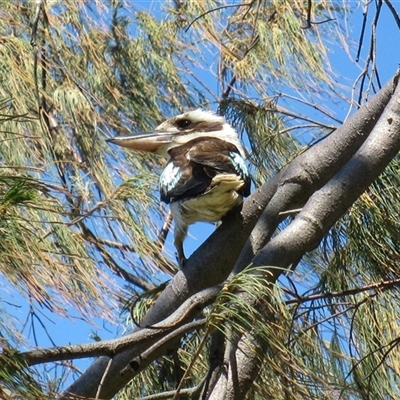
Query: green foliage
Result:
<box><xmin>0</xmin><ymin>347</ymin><xmax>45</xmax><ymax>400</ymax></box>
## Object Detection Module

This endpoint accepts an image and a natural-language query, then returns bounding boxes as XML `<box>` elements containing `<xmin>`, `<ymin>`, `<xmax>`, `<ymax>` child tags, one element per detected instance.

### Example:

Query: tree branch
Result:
<box><xmin>283</xmin><ymin>277</ymin><xmax>400</xmax><ymax>305</ymax></box>
<box><xmin>253</xmin><ymin>71</ymin><xmax>400</xmax><ymax>275</ymax></box>
<box><xmin>233</xmin><ymin>72</ymin><xmax>398</xmax><ymax>273</ymax></box>
<box><xmin>23</xmin><ymin>286</ymin><xmax>220</xmax><ymax>368</ymax></box>
<box><xmin>119</xmin><ymin>318</ymin><xmax>207</xmax><ymax>377</ymax></box>
<box><xmin>210</xmin><ymin>70</ymin><xmax>400</xmax><ymax>399</ymax></box>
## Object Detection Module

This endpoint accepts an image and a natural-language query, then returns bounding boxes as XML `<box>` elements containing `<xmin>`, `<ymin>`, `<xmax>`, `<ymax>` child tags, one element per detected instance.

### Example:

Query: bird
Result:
<box><xmin>107</xmin><ymin>109</ymin><xmax>251</xmax><ymax>266</ymax></box>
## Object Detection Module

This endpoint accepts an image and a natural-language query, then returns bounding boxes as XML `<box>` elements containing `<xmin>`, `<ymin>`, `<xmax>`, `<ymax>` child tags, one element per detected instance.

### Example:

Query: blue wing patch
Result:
<box><xmin>229</xmin><ymin>151</ymin><xmax>249</xmax><ymax>181</ymax></box>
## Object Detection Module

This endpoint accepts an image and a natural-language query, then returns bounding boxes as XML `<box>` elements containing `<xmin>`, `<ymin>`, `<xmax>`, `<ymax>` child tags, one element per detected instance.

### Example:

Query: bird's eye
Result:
<box><xmin>176</xmin><ymin>119</ymin><xmax>192</xmax><ymax>129</ymax></box>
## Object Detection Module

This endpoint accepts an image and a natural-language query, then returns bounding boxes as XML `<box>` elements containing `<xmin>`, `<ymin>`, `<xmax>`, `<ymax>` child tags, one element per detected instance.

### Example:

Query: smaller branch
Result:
<box><xmin>80</xmin><ymin>234</ymin><xmax>136</xmax><ymax>252</ymax></box>
<box><xmin>278</xmin><ymin>208</ymin><xmax>302</xmax><ymax>217</ymax></box>
<box><xmin>67</xmin><ymin>200</ymin><xmax>108</xmax><ymax>226</ymax></box>
<box><xmin>137</xmin><ymin>378</ymin><xmax>205</xmax><ymax>400</ymax></box>
<box><xmin>220</xmin><ymin>2</ymin><xmax>264</xmax><ymax>99</ymax></box>
<box><xmin>185</xmin><ymin>3</ymin><xmax>252</xmax><ymax>32</ymax></box>
<box><xmin>29</xmin><ymin>306</ymin><xmax>57</xmax><ymax>347</ymax></box>
<box><xmin>22</xmin><ymin>286</ymin><xmax>220</xmax><ymax>367</ymax></box>
<box><xmin>294</xmin><ymin>299</ymin><xmax>368</xmax><ymax>344</ymax></box>
<box><xmin>301</xmin><ymin>0</ymin><xmax>335</xmax><ymax>29</ymax></box>
<box><xmin>200</xmin><ymin>330</ymin><xmax>225</xmax><ymax>399</ymax></box>
<box><xmin>172</xmin><ymin>325</ymin><xmax>211</xmax><ymax>400</ymax></box>
<box><xmin>221</xmin><ymin>34</ymin><xmax>259</xmax><ymax>99</ymax></box>
<box><xmin>369</xmin><ymin>0</ymin><xmax>383</xmax><ymax>91</ymax></box>
<box><xmin>120</xmin><ymin>318</ymin><xmax>207</xmax><ymax>377</ymax></box>
<box><xmin>349</xmin><ymin>296</ymin><xmax>362</xmax><ymax>361</ymax></box>
<box><xmin>357</xmin><ymin>1</ymin><xmax>382</xmax><ymax>104</ymax></box>
<box><xmin>272</xmin><ymin>104</ymin><xmax>337</xmax><ymax>130</ymax></box>
<box><xmin>176</xmin><ymin>54</ymin><xmax>219</xmax><ymax>102</ymax></box>
<box><xmin>302</xmin><ymin>0</ymin><xmax>312</xmax><ymax>29</ymax></box>
<box><xmin>96</xmin><ymin>357</ymin><xmax>113</xmax><ymax>400</ymax></box>
<box><xmin>283</xmin><ymin>277</ymin><xmax>400</xmax><ymax>305</ymax></box>
<box><xmin>356</xmin><ymin>2</ymin><xmax>369</xmax><ymax>62</ymax></box>
<box><xmin>293</xmin><ymin>301</ymin><xmax>353</xmax><ymax>322</ymax></box>
<box><xmin>384</xmin><ymin>0</ymin><xmax>400</xmax><ymax>30</ymax></box>
<box><xmin>221</xmin><ymin>76</ymin><xmax>238</xmax><ymax>100</ymax></box>
<box><xmin>305</xmin><ymin>18</ymin><xmax>336</xmax><ymax>27</ymax></box>
<box><xmin>278</xmin><ymin>124</ymin><xmax>332</xmax><ymax>136</ymax></box>
<box><xmin>30</xmin><ymin>0</ymin><xmax>45</xmax><ymax>46</ymax></box>
<box><xmin>80</xmin><ymin>223</ymin><xmax>153</xmax><ymax>291</ymax></box>
<box><xmin>344</xmin><ymin>335</ymin><xmax>400</xmax><ymax>388</ymax></box>
<box><xmin>276</xmin><ymin>92</ymin><xmax>343</xmax><ymax>124</ymax></box>
<box><xmin>145</xmin><ymin>285</ymin><xmax>221</xmax><ymax>329</ymax></box>
<box><xmin>157</xmin><ymin>209</ymin><xmax>173</xmax><ymax>249</ymax></box>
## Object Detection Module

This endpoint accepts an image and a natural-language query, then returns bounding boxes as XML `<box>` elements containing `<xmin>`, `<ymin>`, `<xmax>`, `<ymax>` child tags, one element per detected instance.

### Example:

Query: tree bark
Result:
<box><xmin>207</xmin><ymin>73</ymin><xmax>400</xmax><ymax>400</ymax></box>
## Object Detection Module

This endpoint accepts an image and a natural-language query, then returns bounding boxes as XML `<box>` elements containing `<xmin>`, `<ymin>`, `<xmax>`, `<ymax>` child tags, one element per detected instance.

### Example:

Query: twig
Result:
<box><xmin>301</xmin><ymin>0</ymin><xmax>336</xmax><ymax>29</ymax></box>
<box><xmin>200</xmin><ymin>331</ymin><xmax>225</xmax><ymax>399</ymax></box>
<box><xmin>67</xmin><ymin>200</ymin><xmax>108</xmax><ymax>226</ymax></box>
<box><xmin>30</xmin><ymin>0</ymin><xmax>45</xmax><ymax>46</ymax></box>
<box><xmin>80</xmin><ymin>224</ymin><xmax>153</xmax><ymax>291</ymax></box>
<box><xmin>283</xmin><ymin>277</ymin><xmax>400</xmax><ymax>305</ymax></box>
<box><xmin>137</xmin><ymin>378</ymin><xmax>206</xmax><ymax>400</ymax></box>
<box><xmin>356</xmin><ymin>1</ymin><xmax>369</xmax><ymax>62</ymax></box>
<box><xmin>302</xmin><ymin>0</ymin><xmax>312</xmax><ymax>29</ymax></box>
<box><xmin>272</xmin><ymin>104</ymin><xmax>337</xmax><ymax>130</ymax></box>
<box><xmin>120</xmin><ymin>318</ymin><xmax>207</xmax><ymax>376</ymax></box>
<box><xmin>278</xmin><ymin>208</ymin><xmax>302</xmax><ymax>217</ymax></box>
<box><xmin>384</xmin><ymin>0</ymin><xmax>400</xmax><ymax>29</ymax></box>
<box><xmin>221</xmin><ymin>34</ymin><xmax>259</xmax><ymax>99</ymax></box>
<box><xmin>278</xmin><ymin>124</ymin><xmax>333</xmax><ymax>136</ymax></box>
<box><xmin>80</xmin><ymin>234</ymin><xmax>136</xmax><ymax>252</ymax></box>
<box><xmin>185</xmin><ymin>3</ymin><xmax>252</xmax><ymax>32</ymax></box>
<box><xmin>276</xmin><ymin>92</ymin><xmax>343</xmax><ymax>124</ymax></box>
<box><xmin>145</xmin><ymin>285</ymin><xmax>221</xmax><ymax>329</ymax></box>
<box><xmin>157</xmin><ymin>209</ymin><xmax>173</xmax><ymax>248</ymax></box>
<box><xmin>357</xmin><ymin>0</ymin><xmax>383</xmax><ymax>105</ymax></box>
<box><xmin>220</xmin><ymin>2</ymin><xmax>265</xmax><ymax>99</ymax></box>
<box><xmin>95</xmin><ymin>357</ymin><xmax>113</xmax><ymax>400</ymax></box>
<box><xmin>172</xmin><ymin>324</ymin><xmax>211</xmax><ymax>400</ymax></box>
<box><xmin>342</xmin><ymin>334</ymin><xmax>400</xmax><ymax>399</ymax></box>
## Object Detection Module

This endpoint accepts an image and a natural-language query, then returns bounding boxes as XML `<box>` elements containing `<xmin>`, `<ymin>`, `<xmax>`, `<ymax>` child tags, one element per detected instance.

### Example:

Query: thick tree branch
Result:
<box><xmin>62</xmin><ymin>73</ymin><xmax>399</xmax><ymax>400</ymax></box>
<box><xmin>234</xmin><ymin>73</ymin><xmax>398</xmax><ymax>272</ymax></box>
<box><xmin>254</xmin><ymin>73</ymin><xmax>400</xmax><ymax>275</ymax></box>
<box><xmin>212</xmin><ymin>71</ymin><xmax>400</xmax><ymax>399</ymax></box>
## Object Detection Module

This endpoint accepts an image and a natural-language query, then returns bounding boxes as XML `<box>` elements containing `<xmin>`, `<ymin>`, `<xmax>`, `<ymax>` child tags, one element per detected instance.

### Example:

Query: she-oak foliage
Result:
<box><xmin>0</xmin><ymin>1</ymin><xmax>400</xmax><ymax>399</ymax></box>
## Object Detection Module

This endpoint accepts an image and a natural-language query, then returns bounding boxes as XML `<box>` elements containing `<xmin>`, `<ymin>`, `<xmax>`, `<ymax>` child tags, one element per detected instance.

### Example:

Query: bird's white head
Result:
<box><xmin>107</xmin><ymin>109</ymin><xmax>245</xmax><ymax>158</ymax></box>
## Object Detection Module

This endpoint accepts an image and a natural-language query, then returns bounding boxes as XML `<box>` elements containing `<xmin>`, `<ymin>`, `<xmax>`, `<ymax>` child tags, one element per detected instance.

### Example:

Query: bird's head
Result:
<box><xmin>107</xmin><ymin>109</ymin><xmax>245</xmax><ymax>158</ymax></box>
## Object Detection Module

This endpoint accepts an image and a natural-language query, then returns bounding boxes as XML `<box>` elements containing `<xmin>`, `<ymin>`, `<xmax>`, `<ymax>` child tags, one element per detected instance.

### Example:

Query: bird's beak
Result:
<box><xmin>106</xmin><ymin>131</ymin><xmax>173</xmax><ymax>153</ymax></box>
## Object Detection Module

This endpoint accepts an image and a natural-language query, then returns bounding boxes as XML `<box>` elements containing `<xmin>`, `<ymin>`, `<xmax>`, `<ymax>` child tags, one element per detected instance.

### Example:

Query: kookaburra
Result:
<box><xmin>107</xmin><ymin>110</ymin><xmax>251</xmax><ymax>266</ymax></box>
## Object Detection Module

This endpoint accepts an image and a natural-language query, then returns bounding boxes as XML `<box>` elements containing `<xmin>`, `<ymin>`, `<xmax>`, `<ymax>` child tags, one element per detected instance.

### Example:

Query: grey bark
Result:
<box><xmin>209</xmin><ymin>73</ymin><xmax>400</xmax><ymax>399</ymax></box>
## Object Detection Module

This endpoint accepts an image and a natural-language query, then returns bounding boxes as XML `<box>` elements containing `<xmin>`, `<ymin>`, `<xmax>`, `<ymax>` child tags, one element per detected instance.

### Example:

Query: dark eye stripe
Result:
<box><xmin>176</xmin><ymin>119</ymin><xmax>192</xmax><ymax>129</ymax></box>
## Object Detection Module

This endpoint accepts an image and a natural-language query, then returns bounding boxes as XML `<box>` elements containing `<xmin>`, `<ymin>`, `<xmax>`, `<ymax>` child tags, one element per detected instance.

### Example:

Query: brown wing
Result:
<box><xmin>160</xmin><ymin>137</ymin><xmax>250</xmax><ymax>204</ymax></box>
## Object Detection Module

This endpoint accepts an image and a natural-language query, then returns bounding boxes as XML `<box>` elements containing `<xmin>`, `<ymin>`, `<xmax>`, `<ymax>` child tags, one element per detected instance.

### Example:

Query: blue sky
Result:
<box><xmin>2</xmin><ymin>0</ymin><xmax>400</xmax><ymax>392</ymax></box>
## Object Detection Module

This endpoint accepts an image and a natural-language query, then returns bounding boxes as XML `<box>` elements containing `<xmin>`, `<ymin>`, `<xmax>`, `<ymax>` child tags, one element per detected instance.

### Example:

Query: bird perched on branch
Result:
<box><xmin>107</xmin><ymin>110</ymin><xmax>251</xmax><ymax>266</ymax></box>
